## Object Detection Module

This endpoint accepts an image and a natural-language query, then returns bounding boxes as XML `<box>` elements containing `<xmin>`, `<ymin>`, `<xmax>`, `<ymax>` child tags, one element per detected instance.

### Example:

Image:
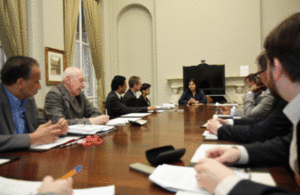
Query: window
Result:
<box><xmin>73</xmin><ymin>0</ymin><xmax>98</xmax><ymax>107</ymax></box>
<box><xmin>0</xmin><ymin>42</ymin><xmax>6</xmax><ymax>70</ymax></box>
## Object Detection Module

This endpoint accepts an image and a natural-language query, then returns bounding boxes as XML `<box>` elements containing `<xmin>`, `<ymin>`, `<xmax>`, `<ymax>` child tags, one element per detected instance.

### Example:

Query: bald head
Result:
<box><xmin>62</xmin><ymin>67</ymin><xmax>85</xmax><ymax>96</ymax></box>
<box><xmin>63</xmin><ymin>67</ymin><xmax>83</xmax><ymax>82</ymax></box>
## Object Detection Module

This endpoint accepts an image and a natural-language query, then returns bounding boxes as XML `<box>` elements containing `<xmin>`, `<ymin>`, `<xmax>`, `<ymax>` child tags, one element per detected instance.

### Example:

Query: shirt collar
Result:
<box><xmin>283</xmin><ymin>93</ymin><xmax>300</xmax><ymax>126</ymax></box>
<box><xmin>114</xmin><ymin>91</ymin><xmax>122</xmax><ymax>99</ymax></box>
<box><xmin>3</xmin><ymin>85</ymin><xmax>27</xmax><ymax>110</ymax></box>
<box><xmin>130</xmin><ymin>89</ymin><xmax>136</xmax><ymax>97</ymax></box>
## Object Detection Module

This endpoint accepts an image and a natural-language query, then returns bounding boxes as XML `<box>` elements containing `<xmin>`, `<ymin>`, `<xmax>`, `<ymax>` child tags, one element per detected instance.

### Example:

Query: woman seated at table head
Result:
<box><xmin>138</xmin><ymin>83</ymin><xmax>151</xmax><ymax>106</ymax></box>
<box><xmin>178</xmin><ymin>78</ymin><xmax>207</xmax><ymax>105</ymax></box>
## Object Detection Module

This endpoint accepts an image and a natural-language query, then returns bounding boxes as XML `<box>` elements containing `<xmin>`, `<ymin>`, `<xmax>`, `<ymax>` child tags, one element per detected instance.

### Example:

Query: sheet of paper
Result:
<box><xmin>191</xmin><ymin>144</ymin><xmax>237</xmax><ymax>163</ymax></box>
<box><xmin>121</xmin><ymin>113</ymin><xmax>151</xmax><ymax>118</ymax></box>
<box><xmin>251</xmin><ymin>172</ymin><xmax>276</xmax><ymax>186</ymax></box>
<box><xmin>148</xmin><ymin>110</ymin><xmax>164</xmax><ymax>113</ymax></box>
<box><xmin>202</xmin><ymin>131</ymin><xmax>218</xmax><ymax>140</ymax></box>
<box><xmin>73</xmin><ymin>185</ymin><xmax>115</xmax><ymax>195</ymax></box>
<box><xmin>162</xmin><ymin>103</ymin><xmax>178</xmax><ymax>108</ymax></box>
<box><xmin>240</xmin><ymin>65</ymin><xmax>249</xmax><ymax>76</ymax></box>
<box><xmin>0</xmin><ymin>159</ymin><xmax>11</xmax><ymax>165</ymax></box>
<box><xmin>0</xmin><ymin>176</ymin><xmax>42</xmax><ymax>195</ymax></box>
<box><xmin>176</xmin><ymin>191</ymin><xmax>206</xmax><ymax>195</ymax></box>
<box><xmin>149</xmin><ymin>164</ymin><xmax>249</xmax><ymax>194</ymax></box>
<box><xmin>0</xmin><ymin>176</ymin><xmax>115</xmax><ymax>195</ymax></box>
<box><xmin>30</xmin><ymin>136</ymin><xmax>81</xmax><ymax>151</ymax></box>
<box><xmin>106</xmin><ymin>118</ymin><xmax>141</xmax><ymax>126</ymax></box>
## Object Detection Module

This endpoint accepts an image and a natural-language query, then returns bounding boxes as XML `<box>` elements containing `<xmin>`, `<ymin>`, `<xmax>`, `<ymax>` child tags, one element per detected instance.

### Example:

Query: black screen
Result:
<box><xmin>183</xmin><ymin>64</ymin><xmax>225</xmax><ymax>95</ymax></box>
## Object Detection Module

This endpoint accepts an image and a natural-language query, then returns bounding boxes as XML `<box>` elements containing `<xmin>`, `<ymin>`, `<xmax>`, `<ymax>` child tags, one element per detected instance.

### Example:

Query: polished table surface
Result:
<box><xmin>0</xmin><ymin>104</ymin><xmax>299</xmax><ymax>194</ymax></box>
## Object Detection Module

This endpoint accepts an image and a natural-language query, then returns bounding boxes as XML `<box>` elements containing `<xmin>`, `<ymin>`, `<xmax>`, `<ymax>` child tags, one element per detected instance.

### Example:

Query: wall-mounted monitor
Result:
<box><xmin>183</xmin><ymin>64</ymin><xmax>225</xmax><ymax>95</ymax></box>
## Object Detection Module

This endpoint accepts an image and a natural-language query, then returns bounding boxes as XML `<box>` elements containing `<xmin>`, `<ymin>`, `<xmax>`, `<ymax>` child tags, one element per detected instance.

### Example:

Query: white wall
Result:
<box><xmin>156</xmin><ymin>0</ymin><xmax>261</xmax><ymax>104</ymax></box>
<box><xmin>25</xmin><ymin>0</ymin><xmax>299</xmax><ymax>107</ymax></box>
<box><xmin>261</xmin><ymin>0</ymin><xmax>300</xmax><ymax>42</ymax></box>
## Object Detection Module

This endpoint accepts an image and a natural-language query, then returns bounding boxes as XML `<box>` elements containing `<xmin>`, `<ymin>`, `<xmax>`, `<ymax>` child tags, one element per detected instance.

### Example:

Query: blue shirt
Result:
<box><xmin>4</xmin><ymin>85</ymin><xmax>28</xmax><ymax>134</ymax></box>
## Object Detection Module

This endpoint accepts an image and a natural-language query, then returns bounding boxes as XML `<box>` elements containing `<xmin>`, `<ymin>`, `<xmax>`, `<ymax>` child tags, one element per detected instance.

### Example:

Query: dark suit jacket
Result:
<box><xmin>138</xmin><ymin>95</ymin><xmax>151</xmax><ymax>107</ymax></box>
<box><xmin>178</xmin><ymin>89</ymin><xmax>207</xmax><ymax>104</ymax></box>
<box><xmin>0</xmin><ymin>83</ymin><xmax>46</xmax><ymax>152</ymax></box>
<box><xmin>106</xmin><ymin>91</ymin><xmax>148</xmax><ymax>119</ymax></box>
<box><xmin>123</xmin><ymin>89</ymin><xmax>139</xmax><ymax>107</ymax></box>
<box><xmin>228</xmin><ymin>125</ymin><xmax>300</xmax><ymax>195</ymax></box>
<box><xmin>43</xmin><ymin>83</ymin><xmax>102</xmax><ymax>125</ymax></box>
<box><xmin>217</xmin><ymin>99</ymin><xmax>292</xmax><ymax>143</ymax></box>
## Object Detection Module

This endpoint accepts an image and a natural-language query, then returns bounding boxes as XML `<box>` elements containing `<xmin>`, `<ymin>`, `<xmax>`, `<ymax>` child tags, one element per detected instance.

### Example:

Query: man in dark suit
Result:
<box><xmin>0</xmin><ymin>56</ymin><xmax>68</xmax><ymax>152</ymax></box>
<box><xmin>194</xmin><ymin>13</ymin><xmax>300</xmax><ymax>195</ymax></box>
<box><xmin>123</xmin><ymin>76</ymin><xmax>156</xmax><ymax>111</ymax></box>
<box><xmin>206</xmin><ymin>52</ymin><xmax>292</xmax><ymax>143</ymax></box>
<box><xmin>138</xmin><ymin>83</ymin><xmax>151</xmax><ymax>107</ymax></box>
<box><xmin>106</xmin><ymin>75</ymin><xmax>156</xmax><ymax>119</ymax></box>
<box><xmin>43</xmin><ymin>67</ymin><xmax>109</xmax><ymax>125</ymax></box>
<box><xmin>206</xmin><ymin>98</ymin><xmax>292</xmax><ymax>143</ymax></box>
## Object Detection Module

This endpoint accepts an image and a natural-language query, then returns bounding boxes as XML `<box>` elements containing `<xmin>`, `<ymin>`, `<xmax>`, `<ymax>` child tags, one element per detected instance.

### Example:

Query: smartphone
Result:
<box><xmin>129</xmin><ymin>163</ymin><xmax>155</xmax><ymax>175</ymax></box>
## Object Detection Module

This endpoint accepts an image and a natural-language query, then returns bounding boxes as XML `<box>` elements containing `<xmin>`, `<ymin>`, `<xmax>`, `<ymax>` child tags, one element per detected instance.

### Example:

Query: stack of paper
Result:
<box><xmin>149</xmin><ymin>164</ymin><xmax>250</xmax><ymax>194</ymax></box>
<box><xmin>68</xmin><ymin>125</ymin><xmax>115</xmax><ymax>135</ymax></box>
<box><xmin>121</xmin><ymin>113</ymin><xmax>151</xmax><ymax>118</ymax></box>
<box><xmin>106</xmin><ymin>117</ymin><xmax>141</xmax><ymax>126</ymax></box>
<box><xmin>202</xmin><ymin>130</ymin><xmax>218</xmax><ymax>140</ymax></box>
<box><xmin>30</xmin><ymin>136</ymin><xmax>81</xmax><ymax>151</ymax></box>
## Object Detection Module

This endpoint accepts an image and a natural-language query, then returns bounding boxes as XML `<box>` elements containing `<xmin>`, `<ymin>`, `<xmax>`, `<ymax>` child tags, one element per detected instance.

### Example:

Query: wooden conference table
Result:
<box><xmin>0</xmin><ymin>104</ymin><xmax>299</xmax><ymax>194</ymax></box>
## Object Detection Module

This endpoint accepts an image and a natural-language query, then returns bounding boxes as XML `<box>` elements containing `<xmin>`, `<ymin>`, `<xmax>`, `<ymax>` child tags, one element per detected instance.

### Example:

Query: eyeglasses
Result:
<box><xmin>254</xmin><ymin>70</ymin><xmax>265</xmax><ymax>78</ymax></box>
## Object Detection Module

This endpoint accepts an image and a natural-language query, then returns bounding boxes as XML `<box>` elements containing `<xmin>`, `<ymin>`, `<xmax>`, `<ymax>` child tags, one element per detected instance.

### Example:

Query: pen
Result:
<box><xmin>60</xmin><ymin>139</ymin><xmax>78</xmax><ymax>148</ymax></box>
<box><xmin>29</xmin><ymin>165</ymin><xmax>83</xmax><ymax>195</ymax></box>
<box><xmin>60</xmin><ymin>165</ymin><xmax>83</xmax><ymax>179</ymax></box>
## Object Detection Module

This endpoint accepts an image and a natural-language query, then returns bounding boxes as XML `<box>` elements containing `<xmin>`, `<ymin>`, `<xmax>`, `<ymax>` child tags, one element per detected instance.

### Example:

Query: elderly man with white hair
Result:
<box><xmin>43</xmin><ymin>67</ymin><xmax>109</xmax><ymax>125</ymax></box>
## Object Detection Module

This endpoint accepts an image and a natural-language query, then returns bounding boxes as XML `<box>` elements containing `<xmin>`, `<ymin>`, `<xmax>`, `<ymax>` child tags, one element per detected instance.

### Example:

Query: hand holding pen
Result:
<box><xmin>36</xmin><ymin>165</ymin><xmax>82</xmax><ymax>195</ymax></box>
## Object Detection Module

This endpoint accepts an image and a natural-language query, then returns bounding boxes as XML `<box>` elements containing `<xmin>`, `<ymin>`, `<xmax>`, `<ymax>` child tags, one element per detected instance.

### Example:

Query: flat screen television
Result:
<box><xmin>183</xmin><ymin>64</ymin><xmax>225</xmax><ymax>95</ymax></box>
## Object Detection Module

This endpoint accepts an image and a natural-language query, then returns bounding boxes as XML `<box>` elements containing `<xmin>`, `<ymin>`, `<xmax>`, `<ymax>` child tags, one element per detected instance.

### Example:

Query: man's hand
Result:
<box><xmin>249</xmin><ymin>84</ymin><xmax>263</xmax><ymax>92</ymax></box>
<box><xmin>206</xmin><ymin>119</ymin><xmax>222</xmax><ymax>135</ymax></box>
<box><xmin>56</xmin><ymin>118</ymin><xmax>69</xmax><ymax>135</ymax></box>
<box><xmin>216</xmin><ymin>118</ymin><xmax>229</xmax><ymax>124</ymax></box>
<box><xmin>89</xmin><ymin>115</ymin><xmax>110</xmax><ymax>125</ymax></box>
<box><xmin>194</xmin><ymin>158</ymin><xmax>235</xmax><ymax>193</ymax></box>
<box><xmin>39</xmin><ymin>176</ymin><xmax>73</xmax><ymax>195</ymax></box>
<box><xmin>205</xmin><ymin>146</ymin><xmax>241</xmax><ymax>164</ymax></box>
<box><xmin>147</xmin><ymin>106</ymin><xmax>157</xmax><ymax>112</ymax></box>
<box><xmin>29</xmin><ymin>120</ymin><xmax>62</xmax><ymax>145</ymax></box>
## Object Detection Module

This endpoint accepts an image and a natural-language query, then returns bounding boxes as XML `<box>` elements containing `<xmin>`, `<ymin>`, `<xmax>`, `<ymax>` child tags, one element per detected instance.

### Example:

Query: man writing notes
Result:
<box><xmin>194</xmin><ymin>13</ymin><xmax>300</xmax><ymax>195</ymax></box>
<box><xmin>43</xmin><ymin>67</ymin><xmax>109</xmax><ymax>125</ymax></box>
<box><xmin>0</xmin><ymin>56</ymin><xmax>68</xmax><ymax>152</ymax></box>
<box><xmin>106</xmin><ymin>75</ymin><xmax>156</xmax><ymax>119</ymax></box>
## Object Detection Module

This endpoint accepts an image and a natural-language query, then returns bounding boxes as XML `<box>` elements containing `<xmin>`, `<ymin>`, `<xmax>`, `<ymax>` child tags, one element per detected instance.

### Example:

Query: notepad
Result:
<box><xmin>68</xmin><ymin>124</ymin><xmax>116</xmax><ymax>135</ymax></box>
<box><xmin>30</xmin><ymin>136</ymin><xmax>81</xmax><ymax>151</ymax></box>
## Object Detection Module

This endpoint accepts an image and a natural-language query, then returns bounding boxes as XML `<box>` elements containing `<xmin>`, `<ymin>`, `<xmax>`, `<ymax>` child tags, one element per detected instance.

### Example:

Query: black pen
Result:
<box><xmin>60</xmin><ymin>140</ymin><xmax>78</xmax><ymax>148</ymax></box>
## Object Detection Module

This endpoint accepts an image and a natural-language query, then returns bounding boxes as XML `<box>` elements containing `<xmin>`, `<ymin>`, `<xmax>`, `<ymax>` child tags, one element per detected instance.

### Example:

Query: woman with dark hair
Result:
<box><xmin>178</xmin><ymin>79</ymin><xmax>207</xmax><ymax>105</ymax></box>
<box><xmin>138</xmin><ymin>83</ymin><xmax>151</xmax><ymax>106</ymax></box>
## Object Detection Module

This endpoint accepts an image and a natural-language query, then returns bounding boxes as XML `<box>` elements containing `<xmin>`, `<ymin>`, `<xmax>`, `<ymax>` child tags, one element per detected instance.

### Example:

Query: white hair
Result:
<box><xmin>63</xmin><ymin>67</ymin><xmax>82</xmax><ymax>81</ymax></box>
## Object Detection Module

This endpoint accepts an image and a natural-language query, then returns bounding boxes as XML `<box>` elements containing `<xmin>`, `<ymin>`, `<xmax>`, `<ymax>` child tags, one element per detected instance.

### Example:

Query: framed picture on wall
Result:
<box><xmin>45</xmin><ymin>47</ymin><xmax>66</xmax><ymax>85</ymax></box>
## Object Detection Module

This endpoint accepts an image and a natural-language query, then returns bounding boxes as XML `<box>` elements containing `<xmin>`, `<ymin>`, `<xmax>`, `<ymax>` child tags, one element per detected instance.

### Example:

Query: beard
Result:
<box><xmin>268</xmin><ymin>69</ymin><xmax>281</xmax><ymax>98</ymax></box>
